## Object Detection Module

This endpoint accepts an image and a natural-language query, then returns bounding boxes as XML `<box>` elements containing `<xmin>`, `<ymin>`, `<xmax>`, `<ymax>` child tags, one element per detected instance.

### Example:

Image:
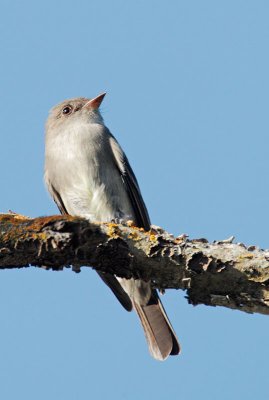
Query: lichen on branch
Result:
<box><xmin>0</xmin><ymin>213</ymin><xmax>269</xmax><ymax>315</ymax></box>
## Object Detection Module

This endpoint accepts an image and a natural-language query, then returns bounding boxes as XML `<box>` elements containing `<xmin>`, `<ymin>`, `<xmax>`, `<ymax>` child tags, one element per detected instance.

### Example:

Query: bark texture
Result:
<box><xmin>1</xmin><ymin>213</ymin><xmax>269</xmax><ymax>315</ymax></box>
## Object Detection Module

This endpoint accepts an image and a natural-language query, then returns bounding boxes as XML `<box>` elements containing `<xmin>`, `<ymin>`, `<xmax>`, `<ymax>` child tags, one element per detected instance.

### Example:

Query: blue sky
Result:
<box><xmin>0</xmin><ymin>0</ymin><xmax>268</xmax><ymax>398</ymax></box>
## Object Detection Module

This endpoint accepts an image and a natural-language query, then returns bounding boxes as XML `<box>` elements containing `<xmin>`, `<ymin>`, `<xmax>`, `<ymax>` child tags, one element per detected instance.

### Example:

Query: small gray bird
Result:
<box><xmin>44</xmin><ymin>93</ymin><xmax>180</xmax><ymax>360</ymax></box>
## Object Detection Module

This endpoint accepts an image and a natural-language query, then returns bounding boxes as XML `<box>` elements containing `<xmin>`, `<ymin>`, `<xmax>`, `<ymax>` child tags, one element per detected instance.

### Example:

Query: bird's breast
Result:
<box><xmin>45</xmin><ymin>123</ymin><xmax>134</xmax><ymax>221</ymax></box>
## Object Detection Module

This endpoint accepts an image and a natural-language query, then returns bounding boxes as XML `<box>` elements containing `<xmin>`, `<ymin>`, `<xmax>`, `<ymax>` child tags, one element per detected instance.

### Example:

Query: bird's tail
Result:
<box><xmin>134</xmin><ymin>292</ymin><xmax>180</xmax><ymax>361</ymax></box>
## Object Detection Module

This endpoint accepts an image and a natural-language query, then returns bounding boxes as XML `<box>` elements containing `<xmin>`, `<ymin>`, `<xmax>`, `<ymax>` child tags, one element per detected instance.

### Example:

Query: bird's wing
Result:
<box><xmin>97</xmin><ymin>272</ymin><xmax>133</xmax><ymax>311</ymax></box>
<box><xmin>94</xmin><ymin>130</ymin><xmax>151</xmax><ymax>312</ymax></box>
<box><xmin>108</xmin><ymin>132</ymin><xmax>151</xmax><ymax>231</ymax></box>
<box><xmin>44</xmin><ymin>173</ymin><xmax>68</xmax><ymax>214</ymax></box>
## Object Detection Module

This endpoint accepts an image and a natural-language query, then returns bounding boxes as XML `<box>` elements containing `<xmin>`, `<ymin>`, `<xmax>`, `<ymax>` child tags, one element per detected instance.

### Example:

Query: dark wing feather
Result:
<box><xmin>108</xmin><ymin>132</ymin><xmax>151</xmax><ymax>231</ymax></box>
<box><xmin>96</xmin><ymin>132</ymin><xmax>151</xmax><ymax>311</ymax></box>
<box><xmin>45</xmin><ymin>177</ymin><xmax>68</xmax><ymax>215</ymax></box>
<box><xmin>97</xmin><ymin>272</ymin><xmax>133</xmax><ymax>311</ymax></box>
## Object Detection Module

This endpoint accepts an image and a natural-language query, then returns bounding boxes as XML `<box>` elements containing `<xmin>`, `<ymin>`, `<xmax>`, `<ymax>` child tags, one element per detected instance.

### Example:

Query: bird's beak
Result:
<box><xmin>84</xmin><ymin>92</ymin><xmax>106</xmax><ymax>110</ymax></box>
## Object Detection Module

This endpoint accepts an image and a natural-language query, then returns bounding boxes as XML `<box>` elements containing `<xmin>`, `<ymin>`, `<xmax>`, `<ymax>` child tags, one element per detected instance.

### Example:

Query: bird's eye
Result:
<box><xmin>62</xmin><ymin>105</ymin><xmax>72</xmax><ymax>115</ymax></box>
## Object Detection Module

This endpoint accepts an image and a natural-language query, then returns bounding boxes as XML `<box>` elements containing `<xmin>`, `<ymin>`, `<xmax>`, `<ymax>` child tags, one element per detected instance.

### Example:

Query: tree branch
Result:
<box><xmin>0</xmin><ymin>213</ymin><xmax>269</xmax><ymax>315</ymax></box>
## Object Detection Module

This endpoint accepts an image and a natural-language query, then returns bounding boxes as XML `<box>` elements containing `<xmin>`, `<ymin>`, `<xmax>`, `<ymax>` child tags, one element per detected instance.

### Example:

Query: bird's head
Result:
<box><xmin>46</xmin><ymin>93</ymin><xmax>106</xmax><ymax>134</ymax></box>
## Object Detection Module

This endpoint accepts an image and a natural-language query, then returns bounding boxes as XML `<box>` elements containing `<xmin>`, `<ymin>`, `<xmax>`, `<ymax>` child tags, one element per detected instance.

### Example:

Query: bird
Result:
<box><xmin>44</xmin><ymin>93</ymin><xmax>180</xmax><ymax>360</ymax></box>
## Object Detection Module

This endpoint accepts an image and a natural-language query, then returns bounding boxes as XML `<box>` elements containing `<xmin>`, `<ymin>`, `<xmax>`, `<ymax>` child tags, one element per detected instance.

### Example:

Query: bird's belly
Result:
<box><xmin>59</xmin><ymin>169</ymin><xmax>134</xmax><ymax>222</ymax></box>
<box><xmin>47</xmin><ymin>130</ymin><xmax>134</xmax><ymax>222</ymax></box>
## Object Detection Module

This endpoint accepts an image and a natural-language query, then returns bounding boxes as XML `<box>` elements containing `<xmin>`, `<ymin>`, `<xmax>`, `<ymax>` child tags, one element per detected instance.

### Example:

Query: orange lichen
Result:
<box><xmin>126</xmin><ymin>220</ymin><xmax>136</xmax><ymax>227</ymax></box>
<box><xmin>0</xmin><ymin>214</ymin><xmax>81</xmax><ymax>245</ymax></box>
<box><xmin>107</xmin><ymin>223</ymin><xmax>121</xmax><ymax>238</ymax></box>
<box><xmin>239</xmin><ymin>253</ymin><xmax>254</xmax><ymax>260</ymax></box>
<box><xmin>149</xmin><ymin>234</ymin><xmax>158</xmax><ymax>243</ymax></box>
<box><xmin>128</xmin><ymin>231</ymin><xmax>142</xmax><ymax>241</ymax></box>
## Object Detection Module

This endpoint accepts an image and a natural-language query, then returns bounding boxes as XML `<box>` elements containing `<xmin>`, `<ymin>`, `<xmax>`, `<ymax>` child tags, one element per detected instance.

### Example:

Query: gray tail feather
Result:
<box><xmin>134</xmin><ymin>294</ymin><xmax>180</xmax><ymax>361</ymax></box>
